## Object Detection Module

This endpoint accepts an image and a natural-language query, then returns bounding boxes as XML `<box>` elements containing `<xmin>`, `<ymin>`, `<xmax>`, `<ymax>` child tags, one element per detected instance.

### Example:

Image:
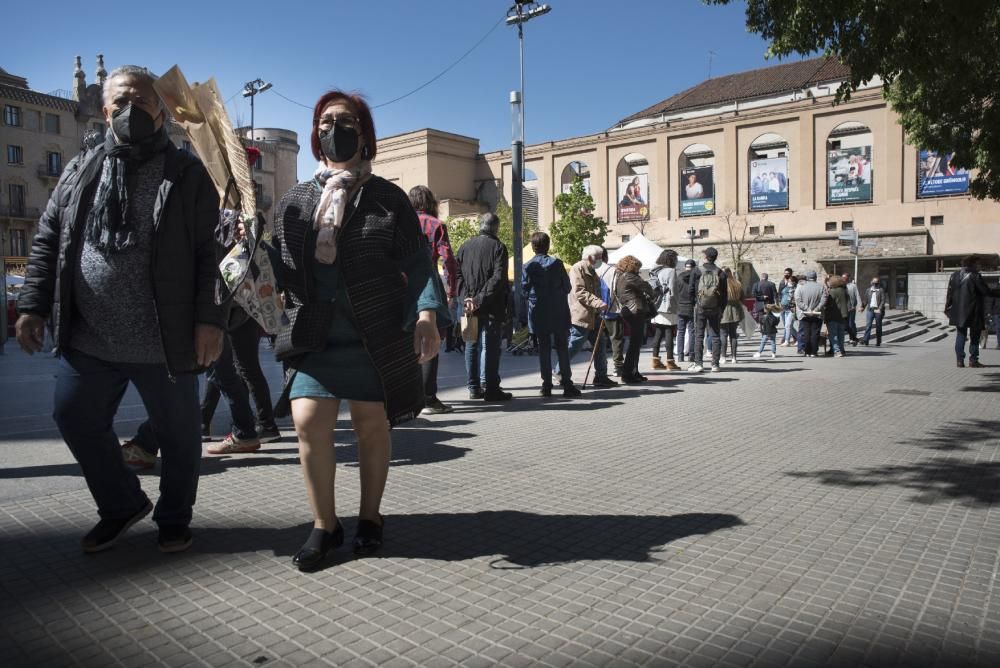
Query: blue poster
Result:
<box><xmin>918</xmin><ymin>150</ymin><xmax>969</xmax><ymax>198</ymax></box>
<box><xmin>749</xmin><ymin>157</ymin><xmax>789</xmax><ymax>211</ymax></box>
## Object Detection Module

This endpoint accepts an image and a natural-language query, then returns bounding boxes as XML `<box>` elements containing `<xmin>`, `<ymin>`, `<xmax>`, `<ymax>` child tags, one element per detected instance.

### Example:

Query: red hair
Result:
<box><xmin>310</xmin><ymin>90</ymin><xmax>377</xmax><ymax>162</ymax></box>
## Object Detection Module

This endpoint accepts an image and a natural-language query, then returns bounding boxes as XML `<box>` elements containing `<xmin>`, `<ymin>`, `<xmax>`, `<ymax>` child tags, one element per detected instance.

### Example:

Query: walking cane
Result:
<box><xmin>581</xmin><ymin>317</ymin><xmax>607</xmax><ymax>389</ymax></box>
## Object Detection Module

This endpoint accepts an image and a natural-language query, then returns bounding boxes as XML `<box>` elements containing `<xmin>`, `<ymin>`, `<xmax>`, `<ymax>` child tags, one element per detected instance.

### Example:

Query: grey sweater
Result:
<box><xmin>70</xmin><ymin>154</ymin><xmax>166</xmax><ymax>364</ymax></box>
<box><xmin>794</xmin><ymin>280</ymin><xmax>827</xmax><ymax>318</ymax></box>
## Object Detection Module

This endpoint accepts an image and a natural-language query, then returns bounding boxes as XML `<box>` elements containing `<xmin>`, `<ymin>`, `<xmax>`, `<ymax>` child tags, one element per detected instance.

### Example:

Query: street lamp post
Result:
<box><xmin>686</xmin><ymin>227</ymin><xmax>699</xmax><ymax>260</ymax></box>
<box><xmin>242</xmin><ymin>78</ymin><xmax>272</xmax><ymax>161</ymax></box>
<box><xmin>506</xmin><ymin>1</ymin><xmax>551</xmax><ymax>323</ymax></box>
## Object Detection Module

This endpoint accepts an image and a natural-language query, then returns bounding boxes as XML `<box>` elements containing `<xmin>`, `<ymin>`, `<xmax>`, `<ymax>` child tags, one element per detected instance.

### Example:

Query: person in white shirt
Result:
<box><xmin>685</xmin><ymin>174</ymin><xmax>704</xmax><ymax>200</ymax></box>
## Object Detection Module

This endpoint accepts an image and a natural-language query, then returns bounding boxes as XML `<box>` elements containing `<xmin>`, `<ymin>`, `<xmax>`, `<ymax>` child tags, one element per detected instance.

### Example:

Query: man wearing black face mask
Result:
<box><xmin>15</xmin><ymin>65</ymin><xmax>225</xmax><ymax>554</ymax></box>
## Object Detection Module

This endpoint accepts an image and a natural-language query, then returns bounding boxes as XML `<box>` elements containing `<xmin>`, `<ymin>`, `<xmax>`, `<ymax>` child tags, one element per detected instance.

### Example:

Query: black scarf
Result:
<box><xmin>85</xmin><ymin>127</ymin><xmax>170</xmax><ymax>255</ymax></box>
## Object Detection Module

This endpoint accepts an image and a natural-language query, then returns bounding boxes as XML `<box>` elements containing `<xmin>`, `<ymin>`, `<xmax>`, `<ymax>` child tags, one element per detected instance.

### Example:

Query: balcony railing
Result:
<box><xmin>37</xmin><ymin>165</ymin><xmax>62</xmax><ymax>179</ymax></box>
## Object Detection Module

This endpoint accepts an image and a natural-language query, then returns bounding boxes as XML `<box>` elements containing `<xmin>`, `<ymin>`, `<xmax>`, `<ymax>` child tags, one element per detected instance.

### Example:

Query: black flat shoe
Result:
<box><xmin>292</xmin><ymin>523</ymin><xmax>344</xmax><ymax>571</ymax></box>
<box><xmin>354</xmin><ymin>516</ymin><xmax>384</xmax><ymax>556</ymax></box>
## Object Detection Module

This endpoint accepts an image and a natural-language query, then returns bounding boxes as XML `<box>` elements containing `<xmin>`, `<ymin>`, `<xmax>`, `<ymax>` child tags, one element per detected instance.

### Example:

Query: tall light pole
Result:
<box><xmin>242</xmin><ymin>78</ymin><xmax>272</xmax><ymax>156</ymax></box>
<box><xmin>506</xmin><ymin>1</ymin><xmax>551</xmax><ymax>322</ymax></box>
<box><xmin>686</xmin><ymin>227</ymin><xmax>699</xmax><ymax>261</ymax></box>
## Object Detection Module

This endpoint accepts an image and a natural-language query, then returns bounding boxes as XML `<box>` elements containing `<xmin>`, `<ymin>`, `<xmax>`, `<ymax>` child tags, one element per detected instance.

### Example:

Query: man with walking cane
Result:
<box><xmin>563</xmin><ymin>245</ymin><xmax>618</xmax><ymax>388</ymax></box>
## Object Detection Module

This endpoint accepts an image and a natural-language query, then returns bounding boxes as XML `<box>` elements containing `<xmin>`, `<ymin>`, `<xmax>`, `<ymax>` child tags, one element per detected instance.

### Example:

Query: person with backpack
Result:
<box><xmin>649</xmin><ymin>249</ymin><xmax>680</xmax><ymax>371</ymax></box>
<box><xmin>753</xmin><ymin>304</ymin><xmax>782</xmax><ymax>359</ymax></box>
<box><xmin>719</xmin><ymin>268</ymin><xmax>745</xmax><ymax>364</ymax></box>
<box><xmin>688</xmin><ymin>247</ymin><xmax>727</xmax><ymax>373</ymax></box>
<box><xmin>777</xmin><ymin>268</ymin><xmax>796</xmax><ymax>346</ymax></box>
<box><xmin>945</xmin><ymin>255</ymin><xmax>1000</xmax><ymax>367</ymax></box>
<box><xmin>615</xmin><ymin>255</ymin><xmax>657</xmax><ymax>383</ymax></box>
<box><xmin>675</xmin><ymin>259</ymin><xmax>697</xmax><ymax>364</ymax></box>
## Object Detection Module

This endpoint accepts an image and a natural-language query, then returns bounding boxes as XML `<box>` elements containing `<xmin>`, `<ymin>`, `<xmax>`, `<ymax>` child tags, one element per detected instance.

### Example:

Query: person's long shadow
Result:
<box><xmin>0</xmin><ymin>421</ymin><xmax>475</xmax><ymax>480</ymax></box>
<box><xmin>192</xmin><ymin>511</ymin><xmax>746</xmax><ymax>568</ymax></box>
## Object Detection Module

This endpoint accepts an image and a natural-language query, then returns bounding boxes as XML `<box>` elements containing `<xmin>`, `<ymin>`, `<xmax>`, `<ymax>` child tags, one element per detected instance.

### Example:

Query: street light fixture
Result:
<box><xmin>242</xmin><ymin>78</ymin><xmax>272</xmax><ymax>157</ymax></box>
<box><xmin>685</xmin><ymin>227</ymin><xmax>700</xmax><ymax>260</ymax></box>
<box><xmin>507</xmin><ymin>1</ymin><xmax>551</xmax><ymax>323</ymax></box>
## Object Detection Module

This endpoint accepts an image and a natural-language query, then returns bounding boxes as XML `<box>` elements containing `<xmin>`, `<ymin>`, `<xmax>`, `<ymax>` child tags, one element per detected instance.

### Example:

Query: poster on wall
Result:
<box><xmin>680</xmin><ymin>166</ymin><xmax>715</xmax><ymax>216</ymax></box>
<box><xmin>917</xmin><ymin>150</ymin><xmax>969</xmax><ymax>198</ymax></box>
<box><xmin>617</xmin><ymin>174</ymin><xmax>649</xmax><ymax>223</ymax></box>
<box><xmin>827</xmin><ymin>146</ymin><xmax>873</xmax><ymax>204</ymax></box>
<box><xmin>748</xmin><ymin>157</ymin><xmax>789</xmax><ymax>211</ymax></box>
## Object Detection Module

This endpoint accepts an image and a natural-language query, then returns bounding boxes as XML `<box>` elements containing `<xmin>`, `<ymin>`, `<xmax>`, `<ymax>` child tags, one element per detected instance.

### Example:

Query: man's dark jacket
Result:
<box><xmin>946</xmin><ymin>268</ymin><xmax>1000</xmax><ymax>329</ymax></box>
<box><xmin>752</xmin><ymin>278</ymin><xmax>778</xmax><ymax>311</ymax></box>
<box><xmin>456</xmin><ymin>231</ymin><xmax>509</xmax><ymax>320</ymax></box>
<box><xmin>17</xmin><ymin>142</ymin><xmax>225</xmax><ymax>375</ymax></box>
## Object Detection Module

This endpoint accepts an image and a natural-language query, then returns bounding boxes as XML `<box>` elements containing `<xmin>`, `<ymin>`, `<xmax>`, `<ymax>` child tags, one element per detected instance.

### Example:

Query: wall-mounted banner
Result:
<box><xmin>680</xmin><ymin>166</ymin><xmax>715</xmax><ymax>216</ymax></box>
<box><xmin>617</xmin><ymin>174</ymin><xmax>650</xmax><ymax>223</ymax></box>
<box><xmin>827</xmin><ymin>146</ymin><xmax>873</xmax><ymax>204</ymax></box>
<box><xmin>917</xmin><ymin>150</ymin><xmax>969</xmax><ymax>198</ymax></box>
<box><xmin>748</xmin><ymin>157</ymin><xmax>789</xmax><ymax>211</ymax></box>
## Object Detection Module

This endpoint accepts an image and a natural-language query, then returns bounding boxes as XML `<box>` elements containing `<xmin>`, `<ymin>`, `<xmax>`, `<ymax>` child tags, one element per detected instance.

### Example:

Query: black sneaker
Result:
<box><xmin>591</xmin><ymin>376</ymin><xmax>619</xmax><ymax>388</ymax></box>
<box><xmin>81</xmin><ymin>500</ymin><xmax>153</xmax><ymax>553</ymax></box>
<box><xmin>257</xmin><ymin>425</ymin><xmax>282</xmax><ymax>443</ymax></box>
<box><xmin>421</xmin><ymin>397</ymin><xmax>454</xmax><ymax>415</ymax></box>
<box><xmin>158</xmin><ymin>525</ymin><xmax>193</xmax><ymax>554</ymax></box>
<box><xmin>562</xmin><ymin>384</ymin><xmax>582</xmax><ymax>398</ymax></box>
<box><xmin>468</xmin><ymin>388</ymin><xmax>485</xmax><ymax>400</ymax></box>
<box><xmin>483</xmin><ymin>389</ymin><xmax>513</xmax><ymax>402</ymax></box>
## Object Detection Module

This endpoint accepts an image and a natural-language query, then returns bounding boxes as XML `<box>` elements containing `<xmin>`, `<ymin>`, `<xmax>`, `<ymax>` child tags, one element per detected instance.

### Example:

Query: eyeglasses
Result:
<box><xmin>317</xmin><ymin>114</ymin><xmax>361</xmax><ymax>132</ymax></box>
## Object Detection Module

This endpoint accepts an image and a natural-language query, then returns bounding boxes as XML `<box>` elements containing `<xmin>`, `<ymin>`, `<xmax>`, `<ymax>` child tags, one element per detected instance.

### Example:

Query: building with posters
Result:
<box><xmin>0</xmin><ymin>58</ymin><xmax>298</xmax><ymax>280</ymax></box>
<box><xmin>375</xmin><ymin>56</ymin><xmax>1000</xmax><ymax>308</ymax></box>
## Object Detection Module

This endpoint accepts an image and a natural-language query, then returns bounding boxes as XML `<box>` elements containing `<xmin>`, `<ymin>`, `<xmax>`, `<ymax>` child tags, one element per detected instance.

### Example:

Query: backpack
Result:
<box><xmin>647</xmin><ymin>267</ymin><xmax>666</xmax><ymax>309</ymax></box>
<box><xmin>696</xmin><ymin>267</ymin><xmax>721</xmax><ymax>309</ymax></box>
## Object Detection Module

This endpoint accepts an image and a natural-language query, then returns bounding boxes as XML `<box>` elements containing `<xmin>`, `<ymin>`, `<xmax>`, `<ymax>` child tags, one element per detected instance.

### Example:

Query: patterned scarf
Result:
<box><xmin>313</xmin><ymin>161</ymin><xmax>371</xmax><ymax>264</ymax></box>
<box><xmin>85</xmin><ymin>127</ymin><xmax>169</xmax><ymax>256</ymax></box>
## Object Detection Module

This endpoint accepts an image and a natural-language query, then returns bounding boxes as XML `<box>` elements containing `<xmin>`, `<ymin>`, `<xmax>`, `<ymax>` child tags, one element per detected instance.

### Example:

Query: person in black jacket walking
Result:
<box><xmin>14</xmin><ymin>66</ymin><xmax>225</xmax><ymax>554</ymax></box>
<box><xmin>946</xmin><ymin>255</ymin><xmax>1000</xmax><ymax>367</ymax></box>
<box><xmin>457</xmin><ymin>212</ymin><xmax>511</xmax><ymax>401</ymax></box>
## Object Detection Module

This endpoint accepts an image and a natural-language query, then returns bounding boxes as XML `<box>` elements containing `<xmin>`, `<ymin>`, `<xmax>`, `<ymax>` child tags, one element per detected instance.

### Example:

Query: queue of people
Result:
<box><xmin>11</xmin><ymin>67</ymin><xmax>997</xmax><ymax>573</ymax></box>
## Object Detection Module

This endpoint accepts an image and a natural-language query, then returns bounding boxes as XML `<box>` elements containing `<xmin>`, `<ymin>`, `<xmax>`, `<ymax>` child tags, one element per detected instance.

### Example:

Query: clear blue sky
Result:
<box><xmin>5</xmin><ymin>0</ymin><xmax>792</xmax><ymax>181</ymax></box>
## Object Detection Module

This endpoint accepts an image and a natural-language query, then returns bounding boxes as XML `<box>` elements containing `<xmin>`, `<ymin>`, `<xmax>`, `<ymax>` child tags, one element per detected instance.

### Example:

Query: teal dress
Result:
<box><xmin>289</xmin><ymin>250</ymin><xmax>446</xmax><ymax>402</ymax></box>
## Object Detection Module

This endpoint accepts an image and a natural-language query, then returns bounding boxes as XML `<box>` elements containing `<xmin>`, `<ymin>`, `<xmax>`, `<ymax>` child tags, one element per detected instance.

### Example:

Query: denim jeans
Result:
<box><xmin>53</xmin><ymin>349</ymin><xmax>201</xmax><ymax>527</ymax></box>
<box><xmin>693</xmin><ymin>308</ymin><xmax>722</xmax><ymax>366</ymax></box>
<box><xmin>758</xmin><ymin>335</ymin><xmax>777</xmax><ymax>354</ymax></box>
<box><xmin>203</xmin><ymin>336</ymin><xmax>258</xmax><ymax>441</ymax></box>
<box><xmin>955</xmin><ymin>326</ymin><xmax>981</xmax><ymax>362</ymax></box>
<box><xmin>465</xmin><ymin>315</ymin><xmax>502</xmax><ymax>391</ymax></box>
<box><xmin>863</xmin><ymin>309</ymin><xmax>884</xmax><ymax>345</ymax></box>
<box><xmin>827</xmin><ymin>320</ymin><xmax>846</xmax><ymax>354</ymax></box>
<box><xmin>780</xmin><ymin>309</ymin><xmax>794</xmax><ymax>344</ymax></box>
<box><xmin>558</xmin><ymin>324</ymin><xmax>608</xmax><ymax>378</ymax></box>
<box><xmin>846</xmin><ymin>310</ymin><xmax>858</xmax><ymax>342</ymax></box>
<box><xmin>538</xmin><ymin>330</ymin><xmax>572</xmax><ymax>386</ymax></box>
<box><xmin>676</xmin><ymin>314</ymin><xmax>693</xmax><ymax>361</ymax></box>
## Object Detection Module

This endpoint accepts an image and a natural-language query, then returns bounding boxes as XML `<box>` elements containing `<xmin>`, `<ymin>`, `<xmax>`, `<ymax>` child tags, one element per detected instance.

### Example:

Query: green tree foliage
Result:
<box><xmin>549</xmin><ymin>177</ymin><xmax>609</xmax><ymax>263</ymax></box>
<box><xmin>445</xmin><ymin>196</ymin><xmax>538</xmax><ymax>255</ymax></box>
<box><xmin>707</xmin><ymin>0</ymin><xmax>1000</xmax><ymax>199</ymax></box>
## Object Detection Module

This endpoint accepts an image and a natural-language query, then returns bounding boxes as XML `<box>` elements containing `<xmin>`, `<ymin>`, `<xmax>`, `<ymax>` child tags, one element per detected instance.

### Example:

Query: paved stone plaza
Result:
<box><xmin>0</xmin><ymin>329</ymin><xmax>998</xmax><ymax>667</ymax></box>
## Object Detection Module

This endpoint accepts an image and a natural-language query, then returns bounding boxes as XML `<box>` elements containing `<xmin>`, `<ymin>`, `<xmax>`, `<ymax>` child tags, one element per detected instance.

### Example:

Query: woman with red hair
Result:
<box><xmin>271</xmin><ymin>90</ymin><xmax>449</xmax><ymax>570</ymax></box>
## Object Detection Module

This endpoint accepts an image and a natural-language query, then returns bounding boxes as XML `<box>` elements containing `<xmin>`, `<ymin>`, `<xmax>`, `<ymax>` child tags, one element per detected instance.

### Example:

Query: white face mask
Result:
<box><xmin>593</xmin><ymin>259</ymin><xmax>604</xmax><ymax>269</ymax></box>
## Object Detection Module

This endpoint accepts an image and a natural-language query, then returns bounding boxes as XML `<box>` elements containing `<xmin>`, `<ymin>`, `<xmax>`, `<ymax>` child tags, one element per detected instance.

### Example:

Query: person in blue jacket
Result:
<box><xmin>521</xmin><ymin>232</ymin><xmax>581</xmax><ymax>397</ymax></box>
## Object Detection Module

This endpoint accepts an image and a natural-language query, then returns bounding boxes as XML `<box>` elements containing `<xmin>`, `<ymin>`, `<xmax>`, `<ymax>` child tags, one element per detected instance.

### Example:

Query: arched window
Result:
<box><xmin>827</xmin><ymin>122</ymin><xmax>873</xmax><ymax>205</ymax></box>
<box><xmin>679</xmin><ymin>143</ymin><xmax>715</xmax><ymax>217</ymax></box>
<box><xmin>616</xmin><ymin>152</ymin><xmax>649</xmax><ymax>224</ymax></box>
<box><xmin>560</xmin><ymin>160</ymin><xmax>591</xmax><ymax>195</ymax></box>
<box><xmin>748</xmin><ymin>133</ymin><xmax>789</xmax><ymax>211</ymax></box>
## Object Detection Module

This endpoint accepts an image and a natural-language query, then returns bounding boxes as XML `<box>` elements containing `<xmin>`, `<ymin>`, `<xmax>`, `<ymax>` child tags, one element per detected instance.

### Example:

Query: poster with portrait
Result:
<box><xmin>917</xmin><ymin>150</ymin><xmax>969</xmax><ymax>198</ymax></box>
<box><xmin>748</xmin><ymin>157</ymin><xmax>789</xmax><ymax>211</ymax></box>
<box><xmin>827</xmin><ymin>146</ymin><xmax>873</xmax><ymax>204</ymax></box>
<box><xmin>617</xmin><ymin>174</ymin><xmax>649</xmax><ymax>223</ymax></box>
<box><xmin>680</xmin><ymin>166</ymin><xmax>715</xmax><ymax>216</ymax></box>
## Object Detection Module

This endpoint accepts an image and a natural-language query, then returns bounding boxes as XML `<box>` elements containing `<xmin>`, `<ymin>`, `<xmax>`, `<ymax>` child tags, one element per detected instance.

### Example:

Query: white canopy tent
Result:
<box><xmin>607</xmin><ymin>234</ymin><xmax>689</xmax><ymax>272</ymax></box>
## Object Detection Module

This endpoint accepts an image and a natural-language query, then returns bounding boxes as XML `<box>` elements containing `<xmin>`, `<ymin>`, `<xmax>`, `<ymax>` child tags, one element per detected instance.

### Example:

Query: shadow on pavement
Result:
<box><xmin>902</xmin><ymin>418</ymin><xmax>1000</xmax><ymax>452</ymax></box>
<box><xmin>197</xmin><ymin>511</ymin><xmax>746</xmax><ymax>568</ymax></box>
<box><xmin>959</xmin><ymin>372</ymin><xmax>1000</xmax><ymax>392</ymax></box>
<box><xmin>0</xmin><ymin>423</ymin><xmax>475</xmax><ymax>480</ymax></box>
<box><xmin>786</xmin><ymin>457</ymin><xmax>1000</xmax><ymax>506</ymax></box>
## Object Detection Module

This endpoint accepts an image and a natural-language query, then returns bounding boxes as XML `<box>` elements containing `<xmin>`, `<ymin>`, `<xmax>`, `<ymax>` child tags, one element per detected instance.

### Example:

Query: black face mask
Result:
<box><xmin>320</xmin><ymin>122</ymin><xmax>360</xmax><ymax>163</ymax></box>
<box><xmin>111</xmin><ymin>104</ymin><xmax>158</xmax><ymax>145</ymax></box>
